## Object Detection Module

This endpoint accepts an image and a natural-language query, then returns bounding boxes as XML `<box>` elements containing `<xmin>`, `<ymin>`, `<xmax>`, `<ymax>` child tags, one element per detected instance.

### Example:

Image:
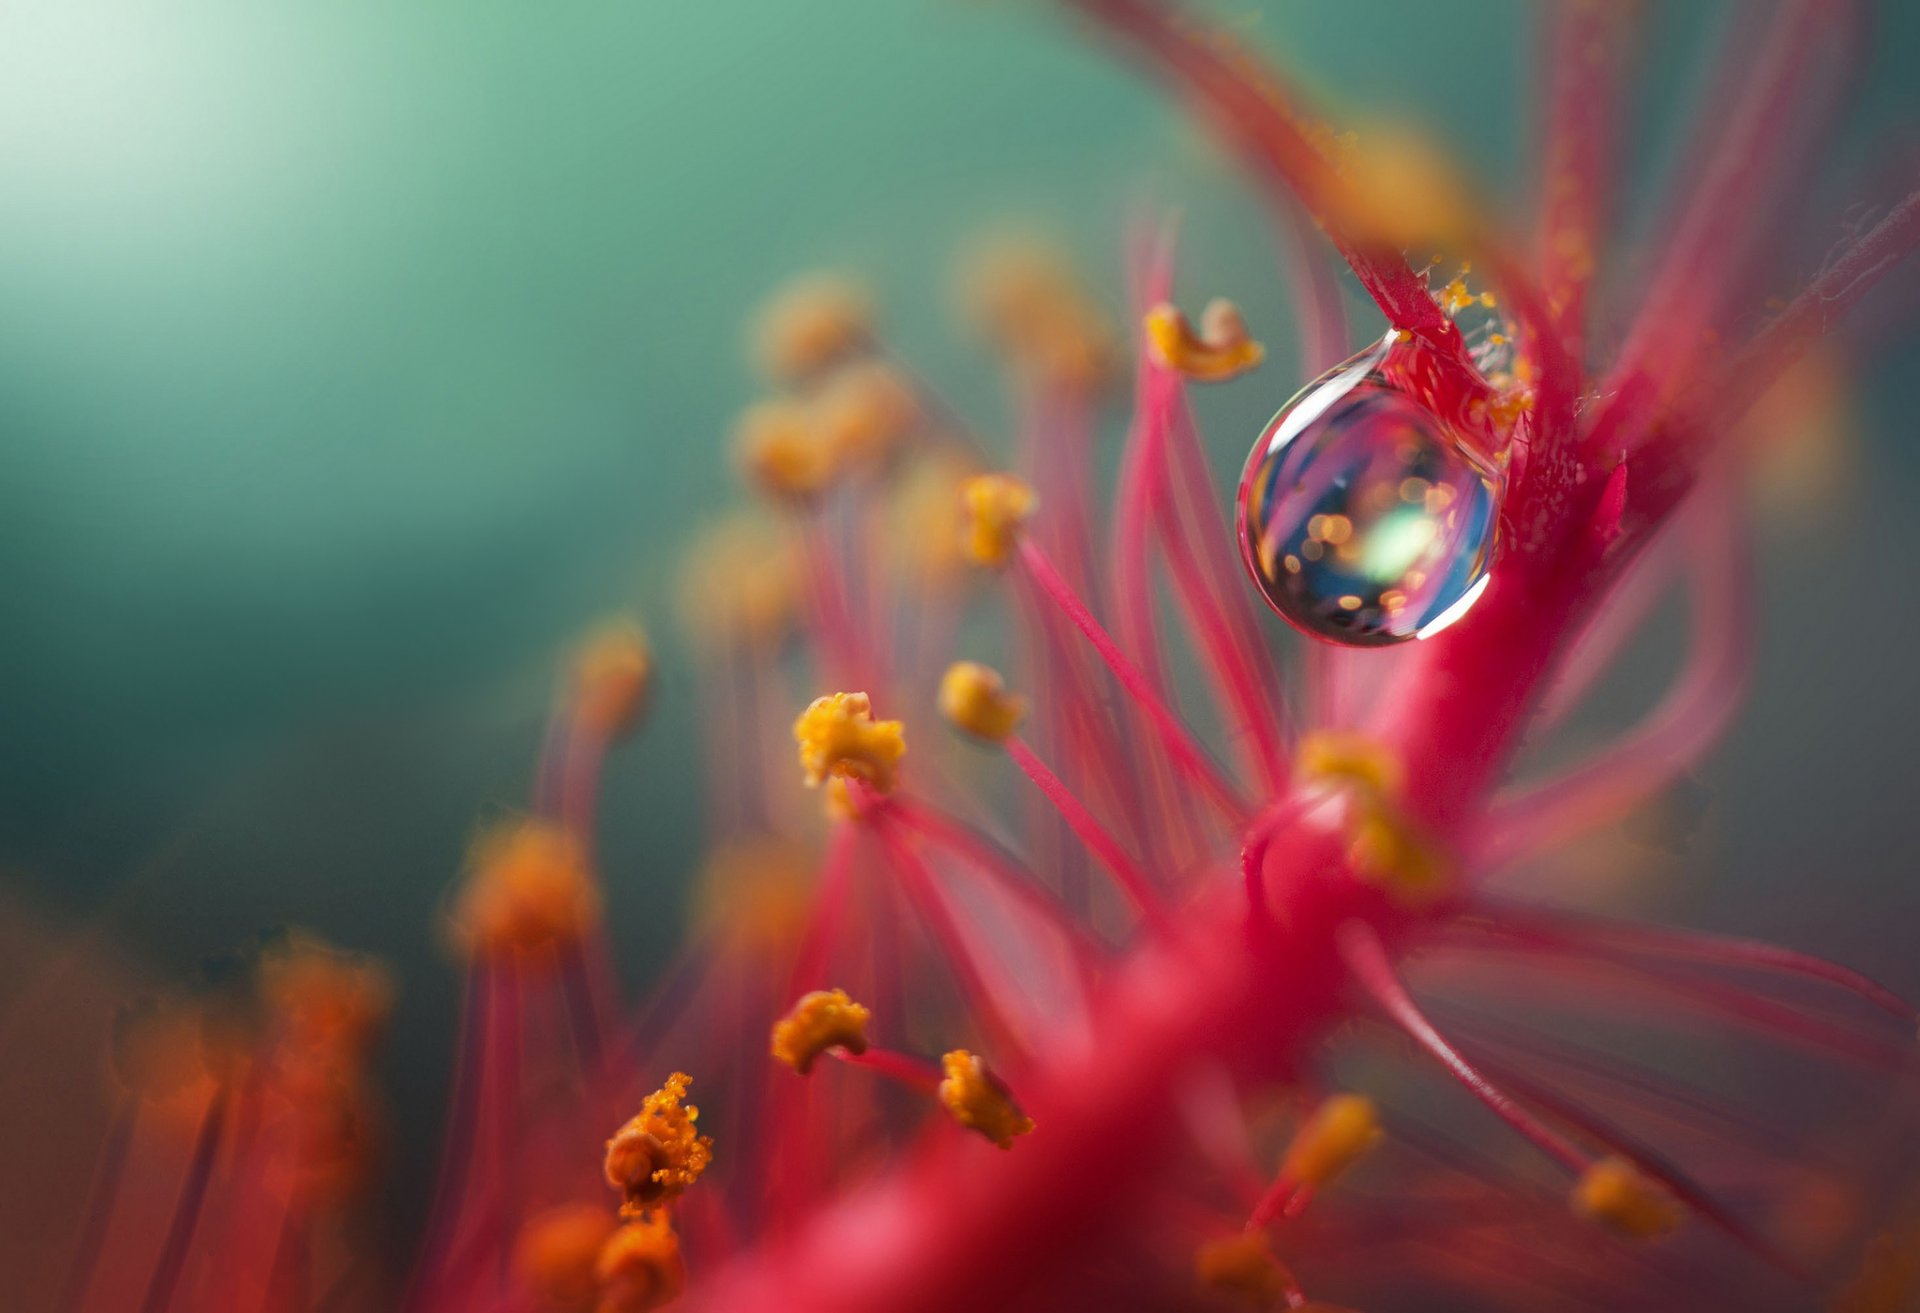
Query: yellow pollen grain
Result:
<box><xmin>770</xmin><ymin>989</ymin><xmax>871</xmax><ymax>1075</ymax></box>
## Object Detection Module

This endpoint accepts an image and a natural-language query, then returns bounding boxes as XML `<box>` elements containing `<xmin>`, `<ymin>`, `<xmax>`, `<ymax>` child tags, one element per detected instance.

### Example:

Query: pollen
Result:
<box><xmin>815</xmin><ymin>359</ymin><xmax>919</xmax><ymax>475</ymax></box>
<box><xmin>513</xmin><ymin>1203</ymin><xmax>618</xmax><ymax>1313</ymax></box>
<box><xmin>1297</xmin><ymin>730</ymin><xmax>1404</xmax><ymax>800</ymax></box>
<box><xmin>938</xmin><ymin>1049</ymin><xmax>1034</xmax><ymax>1149</ymax></box>
<box><xmin>734</xmin><ymin>398</ymin><xmax>836</xmax><ymax>503</ymax></box>
<box><xmin>595</xmin><ymin>1213</ymin><xmax>686</xmax><ymax>1313</ymax></box>
<box><xmin>1194</xmin><ymin>1232</ymin><xmax>1291</xmax><ymax>1306</ymax></box>
<box><xmin>750</xmin><ymin>272</ymin><xmax>872</xmax><ymax>385</ymax></box>
<box><xmin>938</xmin><ymin>661</ymin><xmax>1027</xmax><ymax>742</ymax></box>
<box><xmin>1143</xmin><ymin>298</ymin><xmax>1266</xmax><ymax>382</ymax></box>
<box><xmin>1573</xmin><ymin>1157</ymin><xmax>1681</xmax><ymax>1240</ymax></box>
<box><xmin>1280</xmin><ymin>1093</ymin><xmax>1383</xmax><ymax>1191</ymax></box>
<box><xmin>256</xmin><ymin>933</ymin><xmax>394</xmax><ymax>1063</ymax></box>
<box><xmin>453</xmin><ymin>818</ymin><xmax>600</xmax><ymax>957</ymax></box>
<box><xmin>572</xmin><ymin>619</ymin><xmax>654</xmax><ymax>740</ymax></box>
<box><xmin>605</xmin><ymin>1073</ymin><xmax>713</xmax><ymax>1216</ymax></box>
<box><xmin>793</xmin><ymin>691</ymin><xmax>906</xmax><ymax>794</ymax></box>
<box><xmin>960</xmin><ymin>473</ymin><xmax>1037</xmax><ymax>568</ymax></box>
<box><xmin>770</xmin><ymin>988</ymin><xmax>872</xmax><ymax>1075</ymax></box>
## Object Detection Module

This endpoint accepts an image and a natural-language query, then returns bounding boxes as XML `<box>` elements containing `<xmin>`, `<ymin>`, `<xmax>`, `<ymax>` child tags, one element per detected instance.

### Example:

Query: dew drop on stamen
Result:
<box><xmin>1237</xmin><ymin>334</ymin><xmax>1504</xmax><ymax>647</ymax></box>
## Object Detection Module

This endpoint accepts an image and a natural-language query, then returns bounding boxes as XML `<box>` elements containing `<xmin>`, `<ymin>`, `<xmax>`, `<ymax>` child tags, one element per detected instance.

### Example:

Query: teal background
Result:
<box><xmin>3</xmin><ymin>0</ymin><xmax>1917</xmax><ymax>1259</ymax></box>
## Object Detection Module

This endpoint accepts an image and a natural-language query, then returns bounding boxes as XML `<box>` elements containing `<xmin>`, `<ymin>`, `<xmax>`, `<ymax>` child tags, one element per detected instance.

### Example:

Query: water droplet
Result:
<box><xmin>1237</xmin><ymin>334</ymin><xmax>1504</xmax><ymax>646</ymax></box>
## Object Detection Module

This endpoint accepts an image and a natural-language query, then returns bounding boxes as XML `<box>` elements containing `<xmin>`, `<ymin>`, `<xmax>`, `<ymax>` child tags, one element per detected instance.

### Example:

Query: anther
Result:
<box><xmin>1144</xmin><ymin>298</ymin><xmax>1266</xmax><ymax>382</ymax></box>
<box><xmin>604</xmin><ymin>1073</ymin><xmax>713</xmax><ymax>1216</ymax></box>
<box><xmin>938</xmin><ymin>1049</ymin><xmax>1034</xmax><ymax>1149</ymax></box>
<box><xmin>770</xmin><ymin>989</ymin><xmax>872</xmax><ymax>1075</ymax></box>
<box><xmin>793</xmin><ymin>691</ymin><xmax>906</xmax><ymax>794</ymax></box>
<box><xmin>960</xmin><ymin>473</ymin><xmax>1037</xmax><ymax>568</ymax></box>
<box><xmin>938</xmin><ymin>661</ymin><xmax>1027</xmax><ymax>742</ymax></box>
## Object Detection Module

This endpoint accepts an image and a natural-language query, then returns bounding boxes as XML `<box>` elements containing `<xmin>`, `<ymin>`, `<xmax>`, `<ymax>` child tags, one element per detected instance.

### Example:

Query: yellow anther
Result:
<box><xmin>956</xmin><ymin>235</ymin><xmax>1114</xmax><ymax>390</ymax></box>
<box><xmin>689</xmin><ymin>838</ymin><xmax>815</xmax><ymax>951</ymax></box>
<box><xmin>1318</xmin><ymin>118</ymin><xmax>1477</xmax><ymax>251</ymax></box>
<box><xmin>1348</xmin><ymin>804</ymin><xmax>1451</xmax><ymax>903</ymax></box>
<box><xmin>815</xmin><ymin>359</ymin><xmax>919</xmax><ymax>475</ymax></box>
<box><xmin>1297</xmin><ymin>731</ymin><xmax>1403</xmax><ymax>800</ymax></box>
<box><xmin>676</xmin><ymin>514</ymin><xmax>800</xmax><ymax>651</ymax></box>
<box><xmin>453</xmin><ymin>819</ymin><xmax>600</xmax><ymax>957</ymax></box>
<box><xmin>513</xmin><ymin>1203</ymin><xmax>617</xmax><ymax>1313</ymax></box>
<box><xmin>604</xmin><ymin>1073</ymin><xmax>713</xmax><ymax>1216</ymax></box>
<box><xmin>938</xmin><ymin>1049</ymin><xmax>1033</xmax><ymax>1149</ymax></box>
<box><xmin>1573</xmin><ymin>1157</ymin><xmax>1681</xmax><ymax>1239</ymax></box>
<box><xmin>750</xmin><ymin>272</ymin><xmax>873</xmax><ymax>385</ymax></box>
<box><xmin>572</xmin><ymin>619</ymin><xmax>653</xmax><ymax>739</ymax></box>
<box><xmin>793</xmin><ymin>691</ymin><xmax>906</xmax><ymax>794</ymax></box>
<box><xmin>960</xmin><ymin>473</ymin><xmax>1037</xmax><ymax>568</ymax></box>
<box><xmin>1194</xmin><ymin>1232</ymin><xmax>1291</xmax><ymax>1306</ymax></box>
<box><xmin>1143</xmin><ymin>298</ymin><xmax>1266</xmax><ymax>382</ymax></box>
<box><xmin>888</xmin><ymin>452</ymin><xmax>982</xmax><ymax>586</ymax></box>
<box><xmin>734</xmin><ymin>398</ymin><xmax>836</xmax><ymax>503</ymax></box>
<box><xmin>1280</xmin><ymin>1093</ymin><xmax>1383</xmax><ymax>1191</ymax></box>
<box><xmin>256</xmin><ymin>933</ymin><xmax>394</xmax><ymax>1064</ymax></box>
<box><xmin>771</xmin><ymin>989</ymin><xmax>872</xmax><ymax>1075</ymax></box>
<box><xmin>595</xmin><ymin>1213</ymin><xmax>685</xmax><ymax>1313</ymax></box>
<box><xmin>938</xmin><ymin>661</ymin><xmax>1027</xmax><ymax>742</ymax></box>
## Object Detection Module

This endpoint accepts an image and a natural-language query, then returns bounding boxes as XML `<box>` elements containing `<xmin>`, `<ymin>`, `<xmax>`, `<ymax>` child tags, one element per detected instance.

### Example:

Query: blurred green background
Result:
<box><xmin>3</xmin><ymin>0</ymin><xmax>1917</xmax><ymax>1257</ymax></box>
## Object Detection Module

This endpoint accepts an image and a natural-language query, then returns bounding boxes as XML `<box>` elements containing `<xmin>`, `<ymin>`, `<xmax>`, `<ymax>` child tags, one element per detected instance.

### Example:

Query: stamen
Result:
<box><xmin>770</xmin><ymin>989</ymin><xmax>872</xmax><ymax>1075</ymax></box>
<box><xmin>596</xmin><ymin>1213</ymin><xmax>686</xmax><ymax>1312</ymax></box>
<box><xmin>937</xmin><ymin>660</ymin><xmax>1027</xmax><ymax>742</ymax></box>
<box><xmin>603</xmin><ymin>1074</ymin><xmax>713</xmax><ymax>1217</ymax></box>
<box><xmin>938</xmin><ymin>1049</ymin><xmax>1034</xmax><ymax>1149</ymax></box>
<box><xmin>792</xmin><ymin>691</ymin><xmax>906</xmax><ymax>794</ymax></box>
<box><xmin>1193</xmin><ymin>1231</ymin><xmax>1297</xmax><ymax>1307</ymax></box>
<box><xmin>1143</xmin><ymin>298</ymin><xmax>1266</xmax><ymax>382</ymax></box>
<box><xmin>1015</xmin><ymin>536</ymin><xmax>1251</xmax><ymax>820</ymax></box>
<box><xmin>1249</xmin><ymin>1094</ymin><xmax>1383</xmax><ymax>1227</ymax></box>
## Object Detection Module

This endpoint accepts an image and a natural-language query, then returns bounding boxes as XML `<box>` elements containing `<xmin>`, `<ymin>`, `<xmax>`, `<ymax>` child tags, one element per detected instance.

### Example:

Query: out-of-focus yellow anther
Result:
<box><xmin>960</xmin><ymin>473</ymin><xmax>1036</xmax><ymax>568</ymax></box>
<box><xmin>676</xmin><ymin>515</ymin><xmax>799</xmax><ymax>651</ymax></box>
<box><xmin>771</xmin><ymin>989</ymin><xmax>872</xmax><ymax>1075</ymax></box>
<box><xmin>257</xmin><ymin>933</ymin><xmax>394</xmax><ymax>1063</ymax></box>
<box><xmin>938</xmin><ymin>661</ymin><xmax>1026</xmax><ymax>742</ymax></box>
<box><xmin>1280</xmin><ymin>1093</ymin><xmax>1383</xmax><ymax>1191</ymax></box>
<box><xmin>956</xmin><ymin>236</ymin><xmax>1114</xmax><ymax>390</ymax></box>
<box><xmin>514</xmin><ymin>1203</ymin><xmax>618</xmax><ymax>1313</ymax></box>
<box><xmin>938</xmin><ymin>1049</ymin><xmax>1033</xmax><ymax>1149</ymax></box>
<box><xmin>1144</xmin><ymin>298</ymin><xmax>1266</xmax><ymax>382</ymax></box>
<box><xmin>690</xmin><ymin>838</ymin><xmax>815</xmax><ymax>951</ymax></box>
<box><xmin>454</xmin><ymin>819</ymin><xmax>600</xmax><ymax>956</ymax></box>
<box><xmin>750</xmin><ymin>272</ymin><xmax>873</xmax><ymax>385</ymax></box>
<box><xmin>734</xmin><ymin>399</ymin><xmax>836</xmax><ymax>503</ymax></box>
<box><xmin>815</xmin><ymin>359</ymin><xmax>919</xmax><ymax>475</ymax></box>
<box><xmin>793</xmin><ymin>691</ymin><xmax>906</xmax><ymax>794</ymax></box>
<box><xmin>1317</xmin><ymin>118</ymin><xmax>1477</xmax><ymax>252</ymax></box>
<box><xmin>595</xmin><ymin>1213</ymin><xmax>685</xmax><ymax>1313</ymax></box>
<box><xmin>1573</xmin><ymin>1157</ymin><xmax>1681</xmax><ymax>1239</ymax></box>
<box><xmin>1348</xmin><ymin>805</ymin><xmax>1451</xmax><ymax>903</ymax></box>
<box><xmin>604</xmin><ymin>1073</ymin><xmax>713</xmax><ymax>1216</ymax></box>
<box><xmin>573</xmin><ymin>619</ymin><xmax>654</xmax><ymax>739</ymax></box>
<box><xmin>1297</xmin><ymin>731</ymin><xmax>1403</xmax><ymax>800</ymax></box>
<box><xmin>1194</xmin><ymin>1232</ymin><xmax>1291</xmax><ymax>1306</ymax></box>
<box><xmin>889</xmin><ymin>452</ymin><xmax>981</xmax><ymax>587</ymax></box>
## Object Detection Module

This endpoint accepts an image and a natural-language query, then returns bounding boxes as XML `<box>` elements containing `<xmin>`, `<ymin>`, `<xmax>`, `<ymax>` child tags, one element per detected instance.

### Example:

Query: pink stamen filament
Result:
<box><xmin>54</xmin><ymin>1093</ymin><xmax>138</xmax><ymax>1313</ymax></box>
<box><xmin>1338</xmin><ymin>921</ymin><xmax>1589</xmax><ymax>1177</ymax></box>
<box><xmin>1004</xmin><ymin>735</ymin><xmax>1176</xmax><ymax>937</ymax></box>
<box><xmin>834</xmin><ymin>1046</ymin><xmax>944</xmax><ymax>1095</ymax></box>
<box><xmin>138</xmin><ymin>1086</ymin><xmax>231</xmax><ymax>1313</ymax></box>
<box><xmin>1016</xmin><ymin>537</ymin><xmax>1251</xmax><ymax>821</ymax></box>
